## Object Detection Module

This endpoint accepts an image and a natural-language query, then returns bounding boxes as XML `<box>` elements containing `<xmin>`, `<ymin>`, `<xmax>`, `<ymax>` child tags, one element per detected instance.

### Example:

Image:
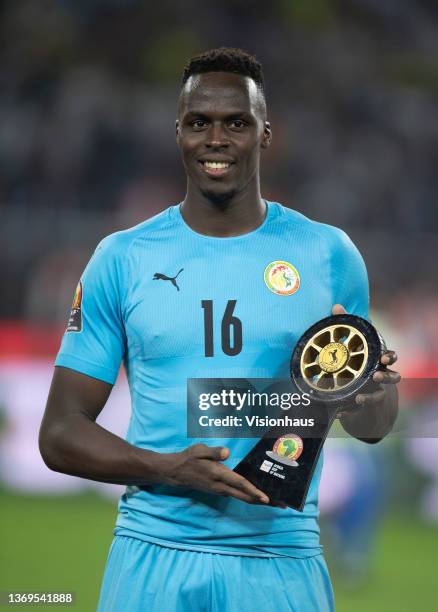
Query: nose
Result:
<box><xmin>205</xmin><ymin>122</ymin><xmax>229</xmax><ymax>148</ymax></box>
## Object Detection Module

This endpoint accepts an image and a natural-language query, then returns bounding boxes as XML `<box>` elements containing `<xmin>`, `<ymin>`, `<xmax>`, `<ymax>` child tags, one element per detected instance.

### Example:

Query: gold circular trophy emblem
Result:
<box><xmin>291</xmin><ymin>315</ymin><xmax>384</xmax><ymax>405</ymax></box>
<box><xmin>318</xmin><ymin>341</ymin><xmax>349</xmax><ymax>373</ymax></box>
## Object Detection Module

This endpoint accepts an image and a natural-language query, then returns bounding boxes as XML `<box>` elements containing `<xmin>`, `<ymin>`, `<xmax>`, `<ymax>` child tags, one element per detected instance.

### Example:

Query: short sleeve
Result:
<box><xmin>55</xmin><ymin>235</ymin><xmax>127</xmax><ymax>384</ymax></box>
<box><xmin>328</xmin><ymin>228</ymin><xmax>370</xmax><ymax>320</ymax></box>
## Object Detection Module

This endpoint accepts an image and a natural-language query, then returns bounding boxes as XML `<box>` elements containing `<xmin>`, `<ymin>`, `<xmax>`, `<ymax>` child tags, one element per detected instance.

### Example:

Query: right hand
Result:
<box><xmin>160</xmin><ymin>443</ymin><xmax>283</xmax><ymax>506</ymax></box>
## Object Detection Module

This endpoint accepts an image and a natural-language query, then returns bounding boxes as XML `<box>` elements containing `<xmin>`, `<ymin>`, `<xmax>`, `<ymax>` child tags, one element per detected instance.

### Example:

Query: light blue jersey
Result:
<box><xmin>56</xmin><ymin>201</ymin><xmax>368</xmax><ymax>558</ymax></box>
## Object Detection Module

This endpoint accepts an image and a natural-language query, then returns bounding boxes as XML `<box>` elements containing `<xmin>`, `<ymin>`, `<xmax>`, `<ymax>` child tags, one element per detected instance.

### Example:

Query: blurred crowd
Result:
<box><xmin>1</xmin><ymin>0</ymin><xmax>437</xmax><ymax>371</ymax></box>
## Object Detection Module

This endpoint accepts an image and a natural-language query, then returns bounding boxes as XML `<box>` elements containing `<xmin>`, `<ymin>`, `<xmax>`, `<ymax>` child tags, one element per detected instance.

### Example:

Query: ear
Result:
<box><xmin>261</xmin><ymin>121</ymin><xmax>272</xmax><ymax>149</ymax></box>
<box><xmin>175</xmin><ymin>119</ymin><xmax>180</xmax><ymax>143</ymax></box>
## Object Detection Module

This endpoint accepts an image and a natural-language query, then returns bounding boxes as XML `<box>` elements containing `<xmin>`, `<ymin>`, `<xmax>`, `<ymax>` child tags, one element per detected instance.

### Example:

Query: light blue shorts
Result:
<box><xmin>97</xmin><ymin>536</ymin><xmax>334</xmax><ymax>612</ymax></box>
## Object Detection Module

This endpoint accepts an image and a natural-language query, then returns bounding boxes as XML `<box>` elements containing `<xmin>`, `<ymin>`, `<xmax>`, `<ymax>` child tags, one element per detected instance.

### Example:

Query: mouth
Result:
<box><xmin>198</xmin><ymin>160</ymin><xmax>235</xmax><ymax>178</ymax></box>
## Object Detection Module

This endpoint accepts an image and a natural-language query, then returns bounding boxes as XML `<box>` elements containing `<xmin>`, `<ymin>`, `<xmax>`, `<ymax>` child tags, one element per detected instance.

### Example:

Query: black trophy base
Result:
<box><xmin>234</xmin><ymin>401</ymin><xmax>339</xmax><ymax>511</ymax></box>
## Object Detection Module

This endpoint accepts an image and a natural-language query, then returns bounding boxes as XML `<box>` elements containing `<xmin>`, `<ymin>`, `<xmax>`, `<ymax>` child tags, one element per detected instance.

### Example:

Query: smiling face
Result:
<box><xmin>177</xmin><ymin>72</ymin><xmax>271</xmax><ymax>205</ymax></box>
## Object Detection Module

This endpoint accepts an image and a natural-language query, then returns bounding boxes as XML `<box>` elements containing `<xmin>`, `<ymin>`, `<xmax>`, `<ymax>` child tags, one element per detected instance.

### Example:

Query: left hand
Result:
<box><xmin>332</xmin><ymin>304</ymin><xmax>401</xmax><ymax>413</ymax></box>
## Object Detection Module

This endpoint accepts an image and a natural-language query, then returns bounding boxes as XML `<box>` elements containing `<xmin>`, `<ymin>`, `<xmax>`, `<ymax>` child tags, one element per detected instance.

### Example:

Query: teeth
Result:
<box><xmin>204</xmin><ymin>161</ymin><xmax>230</xmax><ymax>169</ymax></box>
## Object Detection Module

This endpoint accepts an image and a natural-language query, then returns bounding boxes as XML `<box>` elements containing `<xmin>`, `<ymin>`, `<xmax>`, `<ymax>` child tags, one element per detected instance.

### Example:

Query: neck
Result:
<box><xmin>180</xmin><ymin>179</ymin><xmax>266</xmax><ymax>238</ymax></box>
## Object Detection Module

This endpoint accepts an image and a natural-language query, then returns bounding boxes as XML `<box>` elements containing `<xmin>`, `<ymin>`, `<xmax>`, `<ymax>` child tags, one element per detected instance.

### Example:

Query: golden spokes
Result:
<box><xmin>300</xmin><ymin>324</ymin><xmax>369</xmax><ymax>392</ymax></box>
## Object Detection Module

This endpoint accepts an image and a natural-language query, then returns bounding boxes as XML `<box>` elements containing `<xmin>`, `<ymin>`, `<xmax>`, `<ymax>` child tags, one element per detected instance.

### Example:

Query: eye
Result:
<box><xmin>191</xmin><ymin>119</ymin><xmax>207</xmax><ymax>130</ymax></box>
<box><xmin>229</xmin><ymin>119</ymin><xmax>246</xmax><ymax>130</ymax></box>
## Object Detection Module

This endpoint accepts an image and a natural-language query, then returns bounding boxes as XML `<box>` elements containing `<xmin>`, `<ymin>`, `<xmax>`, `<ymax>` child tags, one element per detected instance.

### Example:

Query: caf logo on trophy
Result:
<box><xmin>266</xmin><ymin>434</ymin><xmax>304</xmax><ymax>467</ymax></box>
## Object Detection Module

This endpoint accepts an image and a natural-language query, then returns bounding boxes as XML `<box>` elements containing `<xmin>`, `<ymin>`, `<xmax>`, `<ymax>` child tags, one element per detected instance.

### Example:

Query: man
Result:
<box><xmin>39</xmin><ymin>48</ymin><xmax>399</xmax><ymax>611</ymax></box>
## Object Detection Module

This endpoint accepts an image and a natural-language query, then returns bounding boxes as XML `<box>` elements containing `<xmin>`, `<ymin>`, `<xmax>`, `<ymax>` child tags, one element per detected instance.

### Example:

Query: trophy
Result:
<box><xmin>234</xmin><ymin>314</ymin><xmax>386</xmax><ymax>510</ymax></box>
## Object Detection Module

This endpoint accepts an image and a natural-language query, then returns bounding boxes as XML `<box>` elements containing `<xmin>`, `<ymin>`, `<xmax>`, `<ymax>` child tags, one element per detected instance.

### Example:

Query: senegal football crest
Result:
<box><xmin>66</xmin><ymin>281</ymin><xmax>83</xmax><ymax>333</ymax></box>
<box><xmin>264</xmin><ymin>261</ymin><xmax>300</xmax><ymax>295</ymax></box>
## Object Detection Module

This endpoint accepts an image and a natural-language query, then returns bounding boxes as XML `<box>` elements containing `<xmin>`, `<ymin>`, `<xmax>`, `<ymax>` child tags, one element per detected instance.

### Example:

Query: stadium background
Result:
<box><xmin>1</xmin><ymin>0</ymin><xmax>437</xmax><ymax>610</ymax></box>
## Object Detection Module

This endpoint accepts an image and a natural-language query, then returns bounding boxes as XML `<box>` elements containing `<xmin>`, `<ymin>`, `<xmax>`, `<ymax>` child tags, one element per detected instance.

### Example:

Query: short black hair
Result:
<box><xmin>182</xmin><ymin>47</ymin><xmax>265</xmax><ymax>94</ymax></box>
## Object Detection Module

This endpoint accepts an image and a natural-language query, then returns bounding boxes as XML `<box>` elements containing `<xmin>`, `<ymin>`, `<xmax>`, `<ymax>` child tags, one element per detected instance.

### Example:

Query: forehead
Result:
<box><xmin>179</xmin><ymin>72</ymin><xmax>263</xmax><ymax>116</ymax></box>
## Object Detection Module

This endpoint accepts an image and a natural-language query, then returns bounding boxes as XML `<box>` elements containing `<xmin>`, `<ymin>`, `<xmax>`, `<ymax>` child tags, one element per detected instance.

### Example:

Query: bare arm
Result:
<box><xmin>39</xmin><ymin>366</ymin><xmax>276</xmax><ymax>505</ymax></box>
<box><xmin>39</xmin><ymin>366</ymin><xmax>165</xmax><ymax>485</ymax></box>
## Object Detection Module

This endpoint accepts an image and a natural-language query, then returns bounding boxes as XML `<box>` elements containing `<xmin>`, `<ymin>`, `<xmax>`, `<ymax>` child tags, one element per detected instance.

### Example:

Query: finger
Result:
<box><xmin>380</xmin><ymin>351</ymin><xmax>397</xmax><ymax>366</ymax></box>
<box><xmin>216</xmin><ymin>467</ymin><xmax>270</xmax><ymax>503</ymax></box>
<box><xmin>219</xmin><ymin>447</ymin><xmax>230</xmax><ymax>460</ymax></box>
<box><xmin>216</xmin><ymin>483</ymin><xmax>269</xmax><ymax>505</ymax></box>
<box><xmin>356</xmin><ymin>387</ymin><xmax>386</xmax><ymax>406</ymax></box>
<box><xmin>373</xmin><ymin>369</ymin><xmax>401</xmax><ymax>384</ymax></box>
<box><xmin>337</xmin><ymin>409</ymin><xmax>355</xmax><ymax>418</ymax></box>
<box><xmin>332</xmin><ymin>303</ymin><xmax>347</xmax><ymax>316</ymax></box>
<box><xmin>190</xmin><ymin>444</ymin><xmax>229</xmax><ymax>461</ymax></box>
<box><xmin>269</xmin><ymin>501</ymin><xmax>288</xmax><ymax>509</ymax></box>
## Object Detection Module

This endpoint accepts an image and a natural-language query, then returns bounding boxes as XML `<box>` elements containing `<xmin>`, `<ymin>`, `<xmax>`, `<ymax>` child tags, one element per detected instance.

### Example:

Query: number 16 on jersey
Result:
<box><xmin>201</xmin><ymin>300</ymin><xmax>243</xmax><ymax>357</ymax></box>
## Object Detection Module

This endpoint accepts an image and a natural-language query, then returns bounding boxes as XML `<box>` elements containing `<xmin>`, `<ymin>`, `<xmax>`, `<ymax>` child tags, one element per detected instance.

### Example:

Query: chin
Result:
<box><xmin>200</xmin><ymin>187</ymin><xmax>238</xmax><ymax>207</ymax></box>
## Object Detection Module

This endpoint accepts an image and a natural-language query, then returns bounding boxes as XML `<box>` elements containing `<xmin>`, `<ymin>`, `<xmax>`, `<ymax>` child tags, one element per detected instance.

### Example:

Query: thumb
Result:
<box><xmin>218</xmin><ymin>446</ymin><xmax>230</xmax><ymax>461</ymax></box>
<box><xmin>332</xmin><ymin>303</ymin><xmax>347</xmax><ymax>316</ymax></box>
<box><xmin>205</xmin><ymin>446</ymin><xmax>230</xmax><ymax>461</ymax></box>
